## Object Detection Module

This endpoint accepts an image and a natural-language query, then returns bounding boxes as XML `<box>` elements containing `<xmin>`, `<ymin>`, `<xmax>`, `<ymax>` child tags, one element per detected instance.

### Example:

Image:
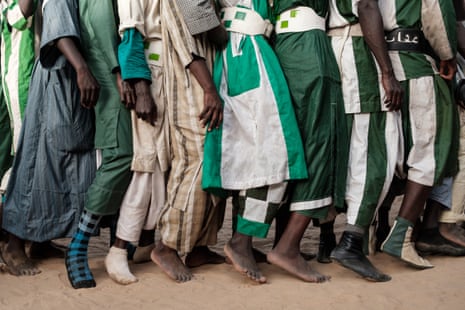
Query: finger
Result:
<box><xmin>209</xmin><ymin>110</ymin><xmax>219</xmax><ymax>131</ymax></box>
<box><xmin>200</xmin><ymin>109</ymin><xmax>213</xmax><ymax>127</ymax></box>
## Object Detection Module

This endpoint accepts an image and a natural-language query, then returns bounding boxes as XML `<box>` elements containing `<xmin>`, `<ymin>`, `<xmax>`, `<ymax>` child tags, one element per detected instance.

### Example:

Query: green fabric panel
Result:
<box><xmin>0</xmin><ymin>95</ymin><xmax>13</xmax><ymax>179</ymax></box>
<box><xmin>17</xmin><ymin>28</ymin><xmax>35</xmax><ymax>117</ymax></box>
<box><xmin>433</xmin><ymin>75</ymin><xmax>459</xmax><ymax>183</ymax></box>
<box><xmin>395</xmin><ymin>0</ymin><xmax>421</xmax><ymax>29</ymax></box>
<box><xmin>382</xmin><ymin>217</ymin><xmax>413</xmax><ymax>257</ymax></box>
<box><xmin>84</xmin><ymin>108</ymin><xmax>133</xmax><ymax>216</ymax></box>
<box><xmin>335</xmin><ymin>0</ymin><xmax>358</xmax><ymax>24</ymax></box>
<box><xmin>274</xmin><ymin>0</ymin><xmax>328</xmax><ymax>17</ymax></box>
<box><xmin>354</xmin><ymin>112</ymin><xmax>388</xmax><ymax>228</ymax></box>
<box><xmin>79</xmin><ymin>0</ymin><xmax>130</xmax><ymax>149</ymax></box>
<box><xmin>118</xmin><ymin>29</ymin><xmax>152</xmax><ymax>81</ymax></box>
<box><xmin>203</xmin><ymin>50</ymin><xmax>226</xmax><ymax>195</ymax></box>
<box><xmin>352</xmin><ymin>37</ymin><xmax>382</xmax><ymax>113</ymax></box>
<box><xmin>2</xmin><ymin>16</ymin><xmax>13</xmax><ymax>117</ymax></box>
<box><xmin>296</xmin><ymin>206</ymin><xmax>329</xmax><ymax>219</ymax></box>
<box><xmin>398</xmin><ymin>53</ymin><xmax>435</xmax><ymax>80</ymax></box>
<box><xmin>436</xmin><ymin>0</ymin><xmax>457</xmax><ymax>56</ymax></box>
<box><xmin>79</xmin><ymin>0</ymin><xmax>120</xmax><ymax>72</ymax></box>
<box><xmin>259</xmin><ymin>35</ymin><xmax>307</xmax><ymax>180</ymax></box>
<box><xmin>264</xmin><ymin>202</ymin><xmax>282</xmax><ymax>224</ymax></box>
<box><xmin>225</xmin><ymin>37</ymin><xmax>260</xmax><ymax>96</ymax></box>
<box><xmin>236</xmin><ymin>215</ymin><xmax>270</xmax><ymax>238</ymax></box>
<box><xmin>246</xmin><ymin>186</ymin><xmax>268</xmax><ymax>201</ymax></box>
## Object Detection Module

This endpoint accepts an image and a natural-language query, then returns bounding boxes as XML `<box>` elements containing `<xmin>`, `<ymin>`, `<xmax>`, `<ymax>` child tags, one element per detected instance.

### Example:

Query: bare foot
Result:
<box><xmin>267</xmin><ymin>249</ymin><xmax>330</xmax><ymax>283</ymax></box>
<box><xmin>439</xmin><ymin>223</ymin><xmax>465</xmax><ymax>248</ymax></box>
<box><xmin>226</xmin><ymin>247</ymin><xmax>268</xmax><ymax>265</ymax></box>
<box><xmin>224</xmin><ymin>240</ymin><xmax>266</xmax><ymax>283</ymax></box>
<box><xmin>1</xmin><ymin>242</ymin><xmax>41</xmax><ymax>276</ymax></box>
<box><xmin>185</xmin><ymin>246</ymin><xmax>225</xmax><ymax>268</ymax></box>
<box><xmin>133</xmin><ymin>243</ymin><xmax>155</xmax><ymax>264</ymax></box>
<box><xmin>29</xmin><ymin>241</ymin><xmax>65</xmax><ymax>259</ymax></box>
<box><xmin>150</xmin><ymin>243</ymin><xmax>192</xmax><ymax>282</ymax></box>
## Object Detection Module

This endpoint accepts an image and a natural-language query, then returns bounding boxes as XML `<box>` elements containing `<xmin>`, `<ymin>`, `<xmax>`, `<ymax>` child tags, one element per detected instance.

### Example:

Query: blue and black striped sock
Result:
<box><xmin>65</xmin><ymin>210</ymin><xmax>101</xmax><ymax>289</ymax></box>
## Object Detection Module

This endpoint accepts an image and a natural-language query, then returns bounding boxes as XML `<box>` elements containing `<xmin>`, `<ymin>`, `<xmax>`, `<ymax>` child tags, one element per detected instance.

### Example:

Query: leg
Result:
<box><xmin>381</xmin><ymin>181</ymin><xmax>434</xmax><ymax>268</ymax></box>
<box><xmin>331</xmin><ymin>228</ymin><xmax>391</xmax><ymax>282</ymax></box>
<box><xmin>151</xmin><ymin>242</ymin><xmax>192</xmax><ymax>282</ymax></box>
<box><xmin>317</xmin><ymin>218</ymin><xmax>336</xmax><ymax>264</ymax></box>
<box><xmin>105</xmin><ymin>237</ymin><xmax>138</xmax><ymax>285</ymax></box>
<box><xmin>332</xmin><ymin>112</ymin><xmax>399</xmax><ymax>281</ymax></box>
<box><xmin>133</xmin><ymin>229</ymin><xmax>156</xmax><ymax>263</ymax></box>
<box><xmin>1</xmin><ymin>233</ymin><xmax>40</xmax><ymax>276</ymax></box>
<box><xmin>415</xmin><ymin>199</ymin><xmax>465</xmax><ymax>256</ymax></box>
<box><xmin>224</xmin><ymin>232</ymin><xmax>266</xmax><ymax>283</ymax></box>
<box><xmin>65</xmin><ymin>210</ymin><xmax>101</xmax><ymax>289</ymax></box>
<box><xmin>185</xmin><ymin>246</ymin><xmax>225</xmax><ymax>268</ymax></box>
<box><xmin>232</xmin><ymin>198</ymin><xmax>267</xmax><ymax>263</ymax></box>
<box><xmin>268</xmin><ymin>212</ymin><xmax>329</xmax><ymax>283</ymax></box>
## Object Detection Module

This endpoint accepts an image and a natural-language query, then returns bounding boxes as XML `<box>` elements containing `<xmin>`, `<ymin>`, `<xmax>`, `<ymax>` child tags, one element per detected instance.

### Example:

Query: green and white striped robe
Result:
<box><xmin>328</xmin><ymin>0</ymin><xmax>403</xmax><ymax>227</ymax></box>
<box><xmin>0</xmin><ymin>0</ymin><xmax>36</xmax><ymax>151</ymax></box>
<box><xmin>379</xmin><ymin>0</ymin><xmax>458</xmax><ymax>186</ymax></box>
<box><xmin>202</xmin><ymin>0</ymin><xmax>308</xmax><ymax>193</ymax></box>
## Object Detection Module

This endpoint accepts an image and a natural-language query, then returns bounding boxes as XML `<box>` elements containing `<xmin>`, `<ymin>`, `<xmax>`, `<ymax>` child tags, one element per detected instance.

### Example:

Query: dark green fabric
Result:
<box><xmin>0</xmin><ymin>91</ymin><xmax>13</xmax><ymax>180</ymax></box>
<box><xmin>274</xmin><ymin>0</ymin><xmax>328</xmax><ymax>17</ymax></box>
<box><xmin>274</xmin><ymin>24</ymin><xmax>348</xmax><ymax>210</ymax></box>
<box><xmin>84</xmin><ymin>108</ymin><xmax>133</xmax><ymax>216</ymax></box>
<box><xmin>296</xmin><ymin>206</ymin><xmax>329</xmax><ymax>219</ymax></box>
<box><xmin>79</xmin><ymin>0</ymin><xmax>130</xmax><ymax>149</ymax></box>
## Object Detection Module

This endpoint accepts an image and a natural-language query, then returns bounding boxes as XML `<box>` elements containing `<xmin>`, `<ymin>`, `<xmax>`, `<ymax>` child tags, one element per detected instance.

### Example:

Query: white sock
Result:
<box><xmin>105</xmin><ymin>246</ymin><xmax>138</xmax><ymax>285</ymax></box>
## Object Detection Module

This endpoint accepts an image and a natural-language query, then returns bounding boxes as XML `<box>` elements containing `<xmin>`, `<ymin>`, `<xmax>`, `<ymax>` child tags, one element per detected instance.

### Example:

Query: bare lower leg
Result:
<box><xmin>138</xmin><ymin>229</ymin><xmax>155</xmax><ymax>247</ymax></box>
<box><xmin>438</xmin><ymin>223</ymin><xmax>465</xmax><ymax>247</ymax></box>
<box><xmin>131</xmin><ymin>230</ymin><xmax>156</xmax><ymax>263</ymax></box>
<box><xmin>268</xmin><ymin>213</ymin><xmax>329</xmax><ymax>283</ymax></box>
<box><xmin>112</xmin><ymin>237</ymin><xmax>128</xmax><ymax>250</ymax></box>
<box><xmin>224</xmin><ymin>232</ymin><xmax>266</xmax><ymax>283</ymax></box>
<box><xmin>398</xmin><ymin>181</ymin><xmax>432</xmax><ymax>223</ymax></box>
<box><xmin>2</xmin><ymin>234</ymin><xmax>40</xmax><ymax>276</ymax></box>
<box><xmin>151</xmin><ymin>242</ymin><xmax>192</xmax><ymax>282</ymax></box>
<box><xmin>422</xmin><ymin>199</ymin><xmax>441</xmax><ymax>230</ymax></box>
<box><xmin>273</xmin><ymin>204</ymin><xmax>290</xmax><ymax>247</ymax></box>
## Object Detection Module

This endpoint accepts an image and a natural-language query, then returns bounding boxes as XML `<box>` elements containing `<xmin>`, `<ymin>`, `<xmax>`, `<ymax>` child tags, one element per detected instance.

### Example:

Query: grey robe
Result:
<box><xmin>2</xmin><ymin>0</ymin><xmax>96</xmax><ymax>242</ymax></box>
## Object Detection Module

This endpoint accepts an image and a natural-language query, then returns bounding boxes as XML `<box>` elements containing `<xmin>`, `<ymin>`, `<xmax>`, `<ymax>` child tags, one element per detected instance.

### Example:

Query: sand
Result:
<box><xmin>1</xmin><ymin>197</ymin><xmax>464</xmax><ymax>310</ymax></box>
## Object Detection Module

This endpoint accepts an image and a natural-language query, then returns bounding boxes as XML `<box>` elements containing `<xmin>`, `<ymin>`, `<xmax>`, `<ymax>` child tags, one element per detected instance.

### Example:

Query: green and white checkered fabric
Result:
<box><xmin>234</xmin><ymin>182</ymin><xmax>287</xmax><ymax>238</ymax></box>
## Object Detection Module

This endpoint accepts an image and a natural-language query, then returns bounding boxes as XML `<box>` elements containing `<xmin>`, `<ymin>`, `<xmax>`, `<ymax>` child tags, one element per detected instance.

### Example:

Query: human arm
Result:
<box><xmin>358</xmin><ymin>0</ymin><xmax>403</xmax><ymax>110</ymax></box>
<box><xmin>118</xmin><ymin>28</ymin><xmax>156</xmax><ymax>123</ymax></box>
<box><xmin>56</xmin><ymin>37</ymin><xmax>100</xmax><ymax>109</ymax></box>
<box><xmin>188</xmin><ymin>57</ymin><xmax>223</xmax><ymax>130</ymax></box>
<box><xmin>18</xmin><ymin>0</ymin><xmax>35</xmax><ymax>18</ymax></box>
<box><xmin>422</xmin><ymin>0</ymin><xmax>457</xmax><ymax>80</ymax></box>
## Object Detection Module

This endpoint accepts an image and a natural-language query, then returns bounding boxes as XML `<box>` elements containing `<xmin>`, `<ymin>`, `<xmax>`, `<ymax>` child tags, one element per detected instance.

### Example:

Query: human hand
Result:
<box><xmin>121</xmin><ymin>80</ymin><xmax>136</xmax><ymax>109</ymax></box>
<box><xmin>199</xmin><ymin>88</ymin><xmax>223</xmax><ymax>130</ymax></box>
<box><xmin>134</xmin><ymin>80</ymin><xmax>157</xmax><ymax>125</ymax></box>
<box><xmin>76</xmin><ymin>67</ymin><xmax>100</xmax><ymax>109</ymax></box>
<box><xmin>439</xmin><ymin>58</ymin><xmax>457</xmax><ymax>81</ymax></box>
<box><xmin>381</xmin><ymin>72</ymin><xmax>403</xmax><ymax>111</ymax></box>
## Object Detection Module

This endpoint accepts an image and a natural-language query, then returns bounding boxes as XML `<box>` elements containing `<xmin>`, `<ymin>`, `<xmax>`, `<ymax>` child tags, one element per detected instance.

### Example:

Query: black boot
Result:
<box><xmin>317</xmin><ymin>233</ymin><xmax>336</xmax><ymax>263</ymax></box>
<box><xmin>330</xmin><ymin>231</ymin><xmax>391</xmax><ymax>282</ymax></box>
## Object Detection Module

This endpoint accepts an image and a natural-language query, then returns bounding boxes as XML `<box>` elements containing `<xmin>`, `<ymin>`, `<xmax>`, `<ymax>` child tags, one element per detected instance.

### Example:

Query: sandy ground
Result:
<box><xmin>1</xmin><ymin>197</ymin><xmax>465</xmax><ymax>310</ymax></box>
